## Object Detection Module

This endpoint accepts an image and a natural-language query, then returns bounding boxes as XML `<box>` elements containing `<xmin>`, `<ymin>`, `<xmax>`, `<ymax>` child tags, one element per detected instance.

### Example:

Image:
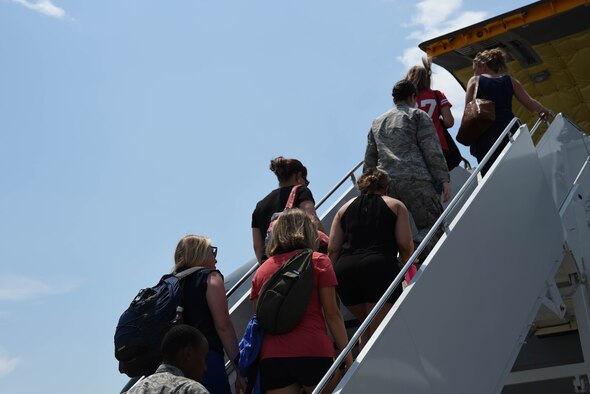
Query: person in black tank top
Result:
<box><xmin>465</xmin><ymin>48</ymin><xmax>552</xmax><ymax>175</ymax></box>
<box><xmin>173</xmin><ymin>235</ymin><xmax>245</xmax><ymax>394</ymax></box>
<box><xmin>328</xmin><ymin>169</ymin><xmax>414</xmax><ymax>348</ymax></box>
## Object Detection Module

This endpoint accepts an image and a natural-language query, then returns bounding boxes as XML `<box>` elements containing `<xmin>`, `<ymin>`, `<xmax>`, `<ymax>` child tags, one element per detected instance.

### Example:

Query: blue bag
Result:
<box><xmin>239</xmin><ymin>316</ymin><xmax>264</xmax><ymax>394</ymax></box>
<box><xmin>114</xmin><ymin>267</ymin><xmax>203</xmax><ymax>377</ymax></box>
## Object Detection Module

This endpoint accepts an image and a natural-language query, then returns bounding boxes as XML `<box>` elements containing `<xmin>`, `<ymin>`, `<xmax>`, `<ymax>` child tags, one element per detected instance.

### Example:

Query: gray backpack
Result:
<box><xmin>256</xmin><ymin>249</ymin><xmax>314</xmax><ymax>335</ymax></box>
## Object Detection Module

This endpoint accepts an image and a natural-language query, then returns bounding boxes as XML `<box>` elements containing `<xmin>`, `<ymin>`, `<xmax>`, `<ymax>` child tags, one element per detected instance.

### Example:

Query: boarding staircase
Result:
<box><xmin>224</xmin><ymin>114</ymin><xmax>590</xmax><ymax>394</ymax></box>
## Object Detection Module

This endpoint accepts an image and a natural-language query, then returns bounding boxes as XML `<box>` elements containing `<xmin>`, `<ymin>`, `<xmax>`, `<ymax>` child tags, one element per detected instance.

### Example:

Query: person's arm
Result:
<box><xmin>327</xmin><ymin>206</ymin><xmax>346</xmax><ymax>264</ymax></box>
<box><xmin>465</xmin><ymin>76</ymin><xmax>477</xmax><ymax>105</ymax></box>
<box><xmin>319</xmin><ymin>286</ymin><xmax>354</xmax><ymax>369</ymax></box>
<box><xmin>511</xmin><ymin>77</ymin><xmax>553</xmax><ymax>117</ymax></box>
<box><xmin>205</xmin><ymin>272</ymin><xmax>242</xmax><ymax>373</ymax></box>
<box><xmin>441</xmin><ymin>181</ymin><xmax>451</xmax><ymax>203</ymax></box>
<box><xmin>249</xmin><ymin>275</ymin><xmax>260</xmax><ymax>313</ymax></box>
<box><xmin>252</xmin><ymin>228</ymin><xmax>265</xmax><ymax>263</ymax></box>
<box><xmin>298</xmin><ymin>200</ymin><xmax>326</xmax><ymax>233</ymax></box>
<box><xmin>363</xmin><ymin>128</ymin><xmax>378</xmax><ymax>172</ymax></box>
<box><xmin>207</xmin><ymin>272</ymin><xmax>246</xmax><ymax>393</ymax></box>
<box><xmin>388</xmin><ymin>199</ymin><xmax>414</xmax><ymax>264</ymax></box>
<box><xmin>440</xmin><ymin>105</ymin><xmax>454</xmax><ymax>128</ymax></box>
<box><xmin>416</xmin><ymin>111</ymin><xmax>450</xmax><ymax>186</ymax></box>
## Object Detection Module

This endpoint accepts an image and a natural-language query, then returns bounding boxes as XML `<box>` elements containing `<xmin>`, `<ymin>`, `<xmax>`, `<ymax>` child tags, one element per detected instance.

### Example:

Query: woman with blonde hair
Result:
<box><xmin>250</xmin><ymin>209</ymin><xmax>352</xmax><ymax>394</ymax></box>
<box><xmin>328</xmin><ymin>169</ymin><xmax>414</xmax><ymax>348</ymax></box>
<box><xmin>174</xmin><ymin>235</ymin><xmax>245</xmax><ymax>394</ymax></box>
<box><xmin>466</xmin><ymin>48</ymin><xmax>552</xmax><ymax>174</ymax></box>
<box><xmin>406</xmin><ymin>57</ymin><xmax>457</xmax><ymax>169</ymax></box>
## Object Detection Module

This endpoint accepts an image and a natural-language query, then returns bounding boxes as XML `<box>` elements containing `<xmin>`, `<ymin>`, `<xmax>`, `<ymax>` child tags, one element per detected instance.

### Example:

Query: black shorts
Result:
<box><xmin>259</xmin><ymin>357</ymin><xmax>333</xmax><ymax>390</ymax></box>
<box><xmin>335</xmin><ymin>252</ymin><xmax>402</xmax><ymax>306</ymax></box>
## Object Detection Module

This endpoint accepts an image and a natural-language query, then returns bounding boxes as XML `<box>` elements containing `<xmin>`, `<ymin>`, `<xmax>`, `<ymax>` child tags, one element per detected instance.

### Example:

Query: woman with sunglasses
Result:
<box><xmin>252</xmin><ymin>156</ymin><xmax>326</xmax><ymax>263</ymax></box>
<box><xmin>173</xmin><ymin>235</ymin><xmax>245</xmax><ymax>394</ymax></box>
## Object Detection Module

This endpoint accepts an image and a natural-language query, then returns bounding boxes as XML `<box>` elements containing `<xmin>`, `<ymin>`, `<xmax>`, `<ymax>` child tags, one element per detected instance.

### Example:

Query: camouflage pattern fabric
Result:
<box><xmin>363</xmin><ymin>103</ymin><xmax>449</xmax><ymax>185</ymax></box>
<box><xmin>126</xmin><ymin>364</ymin><xmax>210</xmax><ymax>394</ymax></box>
<box><xmin>364</xmin><ymin>103</ymin><xmax>450</xmax><ymax>262</ymax></box>
<box><xmin>389</xmin><ymin>179</ymin><xmax>443</xmax><ymax>262</ymax></box>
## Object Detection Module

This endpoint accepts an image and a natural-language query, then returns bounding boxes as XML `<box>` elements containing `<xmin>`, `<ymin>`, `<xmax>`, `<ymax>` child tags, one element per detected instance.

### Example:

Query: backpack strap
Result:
<box><xmin>174</xmin><ymin>266</ymin><xmax>211</xmax><ymax>318</ymax></box>
<box><xmin>173</xmin><ymin>266</ymin><xmax>204</xmax><ymax>279</ymax></box>
<box><xmin>258</xmin><ymin>248</ymin><xmax>312</xmax><ymax>297</ymax></box>
<box><xmin>284</xmin><ymin>185</ymin><xmax>301</xmax><ymax>210</ymax></box>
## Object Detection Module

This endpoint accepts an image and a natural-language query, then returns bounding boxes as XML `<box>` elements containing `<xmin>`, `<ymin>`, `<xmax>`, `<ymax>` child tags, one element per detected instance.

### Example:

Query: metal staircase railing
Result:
<box><xmin>222</xmin><ymin>160</ymin><xmax>365</xmax><ymax>376</ymax></box>
<box><xmin>312</xmin><ymin>115</ymin><xmax>548</xmax><ymax>394</ymax></box>
<box><xmin>224</xmin><ymin>160</ymin><xmax>364</xmax><ymax>300</ymax></box>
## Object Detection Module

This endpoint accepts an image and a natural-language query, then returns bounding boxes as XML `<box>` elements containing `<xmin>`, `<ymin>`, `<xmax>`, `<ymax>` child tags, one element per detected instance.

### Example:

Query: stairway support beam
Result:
<box><xmin>539</xmin><ymin>278</ymin><xmax>567</xmax><ymax>319</ymax></box>
<box><xmin>573</xmin><ymin>280</ymin><xmax>590</xmax><ymax>379</ymax></box>
<box><xmin>506</xmin><ymin>362</ymin><xmax>588</xmax><ymax>385</ymax></box>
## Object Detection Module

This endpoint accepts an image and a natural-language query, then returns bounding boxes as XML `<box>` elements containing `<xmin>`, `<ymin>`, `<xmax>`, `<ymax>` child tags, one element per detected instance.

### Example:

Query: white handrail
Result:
<box><xmin>312</xmin><ymin>116</ymin><xmax>548</xmax><ymax>394</ymax></box>
<box><xmin>224</xmin><ymin>160</ymin><xmax>363</xmax><ymax>300</ymax></box>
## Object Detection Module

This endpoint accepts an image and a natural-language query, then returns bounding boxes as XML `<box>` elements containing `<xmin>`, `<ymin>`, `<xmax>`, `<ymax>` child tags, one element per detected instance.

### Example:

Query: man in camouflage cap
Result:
<box><xmin>364</xmin><ymin>79</ymin><xmax>451</xmax><ymax>261</ymax></box>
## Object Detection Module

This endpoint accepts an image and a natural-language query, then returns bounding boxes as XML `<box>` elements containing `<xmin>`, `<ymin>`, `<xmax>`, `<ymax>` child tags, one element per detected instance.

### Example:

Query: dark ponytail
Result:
<box><xmin>357</xmin><ymin>168</ymin><xmax>389</xmax><ymax>194</ymax></box>
<box><xmin>269</xmin><ymin>156</ymin><xmax>307</xmax><ymax>182</ymax></box>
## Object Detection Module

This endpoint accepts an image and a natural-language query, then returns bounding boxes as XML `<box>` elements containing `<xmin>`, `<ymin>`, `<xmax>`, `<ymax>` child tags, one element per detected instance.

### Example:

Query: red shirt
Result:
<box><xmin>249</xmin><ymin>250</ymin><xmax>337</xmax><ymax>359</ymax></box>
<box><xmin>416</xmin><ymin>89</ymin><xmax>452</xmax><ymax>150</ymax></box>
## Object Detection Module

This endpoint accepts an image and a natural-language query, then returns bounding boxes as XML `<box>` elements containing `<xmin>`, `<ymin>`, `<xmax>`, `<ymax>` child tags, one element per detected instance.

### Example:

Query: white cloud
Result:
<box><xmin>0</xmin><ymin>349</ymin><xmax>20</xmax><ymax>377</ymax></box>
<box><xmin>398</xmin><ymin>47</ymin><xmax>426</xmax><ymax>70</ymax></box>
<box><xmin>413</xmin><ymin>0</ymin><xmax>462</xmax><ymax>28</ymax></box>
<box><xmin>0</xmin><ymin>275</ymin><xmax>81</xmax><ymax>302</ymax></box>
<box><xmin>444</xmin><ymin>11</ymin><xmax>488</xmax><ymax>36</ymax></box>
<box><xmin>11</xmin><ymin>0</ymin><xmax>67</xmax><ymax>19</ymax></box>
<box><xmin>406</xmin><ymin>0</ymin><xmax>487</xmax><ymax>43</ymax></box>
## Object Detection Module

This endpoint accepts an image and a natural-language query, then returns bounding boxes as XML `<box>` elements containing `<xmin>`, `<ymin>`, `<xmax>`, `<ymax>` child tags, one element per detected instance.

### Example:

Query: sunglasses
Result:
<box><xmin>210</xmin><ymin>245</ymin><xmax>218</xmax><ymax>257</ymax></box>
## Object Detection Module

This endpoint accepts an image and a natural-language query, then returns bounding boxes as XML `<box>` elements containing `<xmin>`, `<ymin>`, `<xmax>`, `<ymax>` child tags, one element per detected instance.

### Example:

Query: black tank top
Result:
<box><xmin>478</xmin><ymin>75</ymin><xmax>514</xmax><ymax>124</ymax></box>
<box><xmin>180</xmin><ymin>268</ymin><xmax>224</xmax><ymax>354</ymax></box>
<box><xmin>340</xmin><ymin>194</ymin><xmax>398</xmax><ymax>256</ymax></box>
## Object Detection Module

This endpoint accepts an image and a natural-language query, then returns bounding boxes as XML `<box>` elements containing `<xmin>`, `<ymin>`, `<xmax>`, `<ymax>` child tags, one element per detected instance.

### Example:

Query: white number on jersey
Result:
<box><xmin>419</xmin><ymin>98</ymin><xmax>437</xmax><ymax>118</ymax></box>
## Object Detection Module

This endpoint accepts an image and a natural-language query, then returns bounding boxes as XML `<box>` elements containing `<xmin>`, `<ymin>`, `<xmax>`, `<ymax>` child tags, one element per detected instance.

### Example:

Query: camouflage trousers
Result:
<box><xmin>388</xmin><ymin>179</ymin><xmax>444</xmax><ymax>263</ymax></box>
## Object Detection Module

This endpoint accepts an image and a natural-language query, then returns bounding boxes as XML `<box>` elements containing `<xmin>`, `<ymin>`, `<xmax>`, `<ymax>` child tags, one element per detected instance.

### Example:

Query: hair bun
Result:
<box><xmin>270</xmin><ymin>156</ymin><xmax>286</xmax><ymax>175</ymax></box>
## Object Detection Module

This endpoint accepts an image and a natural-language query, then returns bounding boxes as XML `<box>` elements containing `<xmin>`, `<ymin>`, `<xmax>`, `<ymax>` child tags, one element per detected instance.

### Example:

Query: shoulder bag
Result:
<box><xmin>456</xmin><ymin>76</ymin><xmax>495</xmax><ymax>146</ymax></box>
<box><xmin>433</xmin><ymin>90</ymin><xmax>463</xmax><ymax>170</ymax></box>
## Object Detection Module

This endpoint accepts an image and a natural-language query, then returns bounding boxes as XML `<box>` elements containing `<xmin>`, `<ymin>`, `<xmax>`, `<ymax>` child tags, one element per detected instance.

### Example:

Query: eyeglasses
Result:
<box><xmin>303</xmin><ymin>177</ymin><xmax>310</xmax><ymax>186</ymax></box>
<box><xmin>210</xmin><ymin>245</ymin><xmax>218</xmax><ymax>257</ymax></box>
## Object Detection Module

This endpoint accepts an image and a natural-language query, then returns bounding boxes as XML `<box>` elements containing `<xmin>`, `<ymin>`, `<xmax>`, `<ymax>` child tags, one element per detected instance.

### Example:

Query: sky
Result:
<box><xmin>0</xmin><ymin>0</ymin><xmax>530</xmax><ymax>392</ymax></box>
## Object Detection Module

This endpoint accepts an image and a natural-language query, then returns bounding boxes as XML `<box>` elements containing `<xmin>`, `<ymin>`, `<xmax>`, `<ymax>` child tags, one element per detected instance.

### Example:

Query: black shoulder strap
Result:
<box><xmin>258</xmin><ymin>249</ymin><xmax>312</xmax><ymax>295</ymax></box>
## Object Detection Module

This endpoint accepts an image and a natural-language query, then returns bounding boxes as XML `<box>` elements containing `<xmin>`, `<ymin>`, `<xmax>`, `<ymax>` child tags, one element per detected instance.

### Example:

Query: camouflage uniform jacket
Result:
<box><xmin>364</xmin><ymin>103</ymin><xmax>450</xmax><ymax>185</ymax></box>
<box><xmin>126</xmin><ymin>364</ymin><xmax>210</xmax><ymax>394</ymax></box>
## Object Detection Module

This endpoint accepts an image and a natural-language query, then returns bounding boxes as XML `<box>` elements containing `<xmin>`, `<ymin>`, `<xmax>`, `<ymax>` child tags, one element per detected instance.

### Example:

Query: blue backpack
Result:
<box><xmin>114</xmin><ymin>267</ymin><xmax>202</xmax><ymax>377</ymax></box>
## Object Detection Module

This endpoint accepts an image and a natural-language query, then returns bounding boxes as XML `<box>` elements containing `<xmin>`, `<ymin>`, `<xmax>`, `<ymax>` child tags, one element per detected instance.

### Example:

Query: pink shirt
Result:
<box><xmin>250</xmin><ymin>250</ymin><xmax>337</xmax><ymax>359</ymax></box>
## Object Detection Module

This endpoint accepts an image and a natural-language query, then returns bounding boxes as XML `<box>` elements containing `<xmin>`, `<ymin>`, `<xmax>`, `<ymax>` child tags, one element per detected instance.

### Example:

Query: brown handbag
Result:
<box><xmin>456</xmin><ymin>76</ymin><xmax>495</xmax><ymax>146</ymax></box>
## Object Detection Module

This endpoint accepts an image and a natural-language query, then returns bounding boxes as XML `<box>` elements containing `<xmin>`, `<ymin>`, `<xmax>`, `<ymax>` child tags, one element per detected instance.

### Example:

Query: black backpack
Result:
<box><xmin>433</xmin><ymin>90</ymin><xmax>464</xmax><ymax>170</ymax></box>
<box><xmin>256</xmin><ymin>249</ymin><xmax>314</xmax><ymax>335</ymax></box>
<box><xmin>114</xmin><ymin>267</ymin><xmax>202</xmax><ymax>377</ymax></box>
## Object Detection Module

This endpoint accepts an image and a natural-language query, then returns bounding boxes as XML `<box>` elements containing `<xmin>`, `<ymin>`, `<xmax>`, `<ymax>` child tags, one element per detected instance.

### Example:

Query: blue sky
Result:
<box><xmin>0</xmin><ymin>1</ymin><xmax>529</xmax><ymax>392</ymax></box>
